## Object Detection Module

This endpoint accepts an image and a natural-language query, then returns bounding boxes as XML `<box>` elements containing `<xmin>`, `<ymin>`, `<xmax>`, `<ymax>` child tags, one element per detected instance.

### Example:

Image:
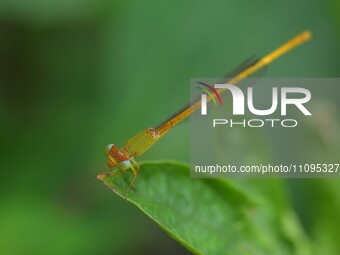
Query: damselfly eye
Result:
<box><xmin>104</xmin><ymin>144</ymin><xmax>114</xmax><ymax>155</ymax></box>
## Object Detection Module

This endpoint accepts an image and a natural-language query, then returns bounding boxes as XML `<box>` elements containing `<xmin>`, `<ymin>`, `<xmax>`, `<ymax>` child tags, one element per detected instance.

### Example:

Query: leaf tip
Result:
<box><xmin>96</xmin><ymin>173</ymin><xmax>106</xmax><ymax>181</ymax></box>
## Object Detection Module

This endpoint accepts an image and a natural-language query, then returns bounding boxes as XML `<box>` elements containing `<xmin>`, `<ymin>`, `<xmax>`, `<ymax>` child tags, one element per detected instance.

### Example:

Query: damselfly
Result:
<box><xmin>97</xmin><ymin>30</ymin><xmax>312</xmax><ymax>197</ymax></box>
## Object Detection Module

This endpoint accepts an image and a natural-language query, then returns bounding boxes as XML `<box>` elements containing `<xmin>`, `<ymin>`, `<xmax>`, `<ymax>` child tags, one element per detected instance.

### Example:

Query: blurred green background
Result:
<box><xmin>0</xmin><ymin>0</ymin><xmax>339</xmax><ymax>254</ymax></box>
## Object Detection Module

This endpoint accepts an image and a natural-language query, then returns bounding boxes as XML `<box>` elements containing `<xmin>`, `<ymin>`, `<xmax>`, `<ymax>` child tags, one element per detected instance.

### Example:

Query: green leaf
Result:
<box><xmin>97</xmin><ymin>161</ymin><xmax>311</xmax><ymax>255</ymax></box>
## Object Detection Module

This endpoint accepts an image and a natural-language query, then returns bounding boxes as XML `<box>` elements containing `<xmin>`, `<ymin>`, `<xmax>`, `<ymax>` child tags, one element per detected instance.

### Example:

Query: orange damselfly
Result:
<box><xmin>97</xmin><ymin>30</ymin><xmax>312</xmax><ymax>197</ymax></box>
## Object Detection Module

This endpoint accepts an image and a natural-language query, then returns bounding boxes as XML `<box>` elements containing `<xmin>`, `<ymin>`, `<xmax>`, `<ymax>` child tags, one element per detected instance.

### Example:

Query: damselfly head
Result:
<box><xmin>105</xmin><ymin>143</ymin><xmax>130</xmax><ymax>169</ymax></box>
